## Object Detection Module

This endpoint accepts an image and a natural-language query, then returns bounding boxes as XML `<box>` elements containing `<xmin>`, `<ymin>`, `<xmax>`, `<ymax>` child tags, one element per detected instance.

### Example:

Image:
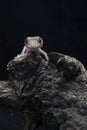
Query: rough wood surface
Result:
<box><xmin>0</xmin><ymin>81</ymin><xmax>20</xmax><ymax>107</ymax></box>
<box><xmin>0</xmin><ymin>52</ymin><xmax>87</xmax><ymax>130</ymax></box>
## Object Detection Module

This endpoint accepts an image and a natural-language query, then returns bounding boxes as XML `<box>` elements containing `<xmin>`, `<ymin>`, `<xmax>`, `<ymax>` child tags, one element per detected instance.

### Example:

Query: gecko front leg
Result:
<box><xmin>20</xmin><ymin>46</ymin><xmax>29</xmax><ymax>56</ymax></box>
<box><xmin>14</xmin><ymin>46</ymin><xmax>29</xmax><ymax>59</ymax></box>
<box><xmin>38</xmin><ymin>48</ymin><xmax>49</xmax><ymax>62</ymax></box>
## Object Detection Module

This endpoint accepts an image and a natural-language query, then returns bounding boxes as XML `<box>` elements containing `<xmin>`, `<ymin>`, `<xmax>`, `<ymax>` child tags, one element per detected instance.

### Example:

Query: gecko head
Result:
<box><xmin>24</xmin><ymin>36</ymin><xmax>43</xmax><ymax>51</ymax></box>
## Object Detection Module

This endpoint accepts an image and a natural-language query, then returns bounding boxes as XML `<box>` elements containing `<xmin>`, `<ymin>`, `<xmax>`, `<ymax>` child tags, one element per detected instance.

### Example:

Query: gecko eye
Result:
<box><xmin>24</xmin><ymin>38</ymin><xmax>29</xmax><ymax>45</ymax></box>
<box><xmin>38</xmin><ymin>38</ymin><xmax>42</xmax><ymax>43</ymax></box>
<box><xmin>38</xmin><ymin>37</ymin><xmax>43</xmax><ymax>48</ymax></box>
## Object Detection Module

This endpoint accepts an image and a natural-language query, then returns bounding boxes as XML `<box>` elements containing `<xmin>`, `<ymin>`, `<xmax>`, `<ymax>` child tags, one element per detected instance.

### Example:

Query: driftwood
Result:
<box><xmin>0</xmin><ymin>52</ymin><xmax>87</xmax><ymax>130</ymax></box>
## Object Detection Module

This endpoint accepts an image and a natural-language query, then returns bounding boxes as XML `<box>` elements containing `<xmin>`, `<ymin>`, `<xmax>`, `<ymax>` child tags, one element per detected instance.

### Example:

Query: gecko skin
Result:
<box><xmin>15</xmin><ymin>36</ymin><xmax>49</xmax><ymax>62</ymax></box>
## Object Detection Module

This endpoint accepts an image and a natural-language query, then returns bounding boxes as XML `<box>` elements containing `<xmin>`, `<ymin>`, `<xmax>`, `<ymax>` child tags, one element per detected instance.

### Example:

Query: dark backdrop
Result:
<box><xmin>0</xmin><ymin>0</ymin><xmax>87</xmax><ymax>130</ymax></box>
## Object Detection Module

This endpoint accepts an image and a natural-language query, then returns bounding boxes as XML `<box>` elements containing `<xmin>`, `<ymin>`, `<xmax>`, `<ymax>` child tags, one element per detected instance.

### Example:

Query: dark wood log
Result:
<box><xmin>0</xmin><ymin>81</ymin><xmax>20</xmax><ymax>107</ymax></box>
<box><xmin>0</xmin><ymin>52</ymin><xmax>87</xmax><ymax>130</ymax></box>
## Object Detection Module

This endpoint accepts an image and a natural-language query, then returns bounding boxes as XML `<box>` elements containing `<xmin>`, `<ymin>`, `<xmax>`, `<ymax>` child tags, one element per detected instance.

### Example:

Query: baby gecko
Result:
<box><xmin>14</xmin><ymin>36</ymin><xmax>49</xmax><ymax>62</ymax></box>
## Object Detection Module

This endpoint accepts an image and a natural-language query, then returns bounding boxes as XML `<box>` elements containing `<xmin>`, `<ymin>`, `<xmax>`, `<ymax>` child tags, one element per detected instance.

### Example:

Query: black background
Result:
<box><xmin>0</xmin><ymin>0</ymin><xmax>87</xmax><ymax>129</ymax></box>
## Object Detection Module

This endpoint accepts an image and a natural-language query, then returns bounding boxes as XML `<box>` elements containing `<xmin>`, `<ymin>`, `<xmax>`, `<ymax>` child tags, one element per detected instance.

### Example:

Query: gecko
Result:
<box><xmin>14</xmin><ymin>36</ymin><xmax>49</xmax><ymax>62</ymax></box>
